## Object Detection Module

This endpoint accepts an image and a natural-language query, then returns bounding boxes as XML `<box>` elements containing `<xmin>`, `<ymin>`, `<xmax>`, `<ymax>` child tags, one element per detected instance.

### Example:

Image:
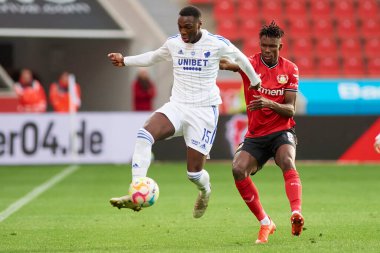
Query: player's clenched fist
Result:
<box><xmin>375</xmin><ymin>134</ymin><xmax>380</xmax><ymax>154</ymax></box>
<box><xmin>107</xmin><ymin>53</ymin><xmax>125</xmax><ymax>67</ymax></box>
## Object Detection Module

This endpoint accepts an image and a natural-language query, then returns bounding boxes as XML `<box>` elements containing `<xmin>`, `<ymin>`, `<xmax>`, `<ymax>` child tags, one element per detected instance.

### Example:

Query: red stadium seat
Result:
<box><xmin>216</xmin><ymin>19</ymin><xmax>239</xmax><ymax>41</ymax></box>
<box><xmin>317</xmin><ymin>56</ymin><xmax>341</xmax><ymax>77</ymax></box>
<box><xmin>361</xmin><ymin>18</ymin><xmax>380</xmax><ymax>38</ymax></box>
<box><xmin>240</xmin><ymin>18</ymin><xmax>262</xmax><ymax>39</ymax></box>
<box><xmin>311</xmin><ymin>18</ymin><xmax>335</xmax><ymax>38</ymax></box>
<box><xmin>261</xmin><ymin>0</ymin><xmax>283</xmax><ymax>22</ymax></box>
<box><xmin>237</xmin><ymin>0</ymin><xmax>260</xmax><ymax>20</ymax></box>
<box><xmin>292</xmin><ymin>37</ymin><xmax>313</xmax><ymax>58</ymax></box>
<box><xmin>357</xmin><ymin>0</ymin><xmax>379</xmax><ymax>19</ymax></box>
<box><xmin>367</xmin><ymin>57</ymin><xmax>380</xmax><ymax>77</ymax></box>
<box><xmin>336</xmin><ymin>18</ymin><xmax>358</xmax><ymax>38</ymax></box>
<box><xmin>364</xmin><ymin>38</ymin><xmax>380</xmax><ymax>57</ymax></box>
<box><xmin>284</xmin><ymin>0</ymin><xmax>308</xmax><ymax>17</ymax></box>
<box><xmin>242</xmin><ymin>38</ymin><xmax>260</xmax><ymax>56</ymax></box>
<box><xmin>342</xmin><ymin>56</ymin><xmax>365</xmax><ymax>77</ymax></box>
<box><xmin>332</xmin><ymin>0</ymin><xmax>355</xmax><ymax>18</ymax></box>
<box><xmin>315</xmin><ymin>37</ymin><xmax>338</xmax><ymax>57</ymax></box>
<box><xmin>340</xmin><ymin>38</ymin><xmax>363</xmax><ymax>58</ymax></box>
<box><xmin>292</xmin><ymin>56</ymin><xmax>316</xmax><ymax>77</ymax></box>
<box><xmin>309</xmin><ymin>0</ymin><xmax>332</xmax><ymax>19</ymax></box>
<box><xmin>214</xmin><ymin>0</ymin><xmax>235</xmax><ymax>20</ymax></box>
<box><xmin>288</xmin><ymin>19</ymin><xmax>311</xmax><ymax>38</ymax></box>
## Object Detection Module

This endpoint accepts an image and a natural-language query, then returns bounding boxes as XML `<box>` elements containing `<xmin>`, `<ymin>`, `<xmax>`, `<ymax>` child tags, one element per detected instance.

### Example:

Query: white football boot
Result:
<box><xmin>193</xmin><ymin>190</ymin><xmax>211</xmax><ymax>218</ymax></box>
<box><xmin>110</xmin><ymin>195</ymin><xmax>142</xmax><ymax>212</ymax></box>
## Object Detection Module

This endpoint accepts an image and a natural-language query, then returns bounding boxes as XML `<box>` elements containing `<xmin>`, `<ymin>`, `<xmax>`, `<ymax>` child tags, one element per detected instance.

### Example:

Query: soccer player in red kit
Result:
<box><xmin>220</xmin><ymin>21</ymin><xmax>303</xmax><ymax>244</ymax></box>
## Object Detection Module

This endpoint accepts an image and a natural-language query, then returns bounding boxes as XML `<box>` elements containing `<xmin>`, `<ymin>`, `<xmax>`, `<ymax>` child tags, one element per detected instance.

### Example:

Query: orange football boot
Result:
<box><xmin>255</xmin><ymin>219</ymin><xmax>276</xmax><ymax>244</ymax></box>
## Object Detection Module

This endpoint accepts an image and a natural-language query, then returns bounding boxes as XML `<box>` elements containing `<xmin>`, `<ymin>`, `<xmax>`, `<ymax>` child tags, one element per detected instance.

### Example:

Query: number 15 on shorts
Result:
<box><xmin>202</xmin><ymin>128</ymin><xmax>215</xmax><ymax>144</ymax></box>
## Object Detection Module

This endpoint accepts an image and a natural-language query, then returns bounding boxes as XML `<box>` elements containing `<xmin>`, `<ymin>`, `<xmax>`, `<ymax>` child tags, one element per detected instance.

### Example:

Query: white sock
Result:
<box><xmin>260</xmin><ymin>216</ymin><xmax>271</xmax><ymax>226</ymax></box>
<box><xmin>292</xmin><ymin>210</ymin><xmax>301</xmax><ymax>215</ymax></box>
<box><xmin>187</xmin><ymin>169</ymin><xmax>211</xmax><ymax>195</ymax></box>
<box><xmin>131</xmin><ymin>128</ymin><xmax>154</xmax><ymax>180</ymax></box>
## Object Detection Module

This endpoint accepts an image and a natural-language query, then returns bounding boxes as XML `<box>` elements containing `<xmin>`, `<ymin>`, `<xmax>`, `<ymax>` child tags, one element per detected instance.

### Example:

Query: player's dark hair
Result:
<box><xmin>260</xmin><ymin>20</ymin><xmax>284</xmax><ymax>38</ymax></box>
<box><xmin>179</xmin><ymin>6</ymin><xmax>201</xmax><ymax>19</ymax></box>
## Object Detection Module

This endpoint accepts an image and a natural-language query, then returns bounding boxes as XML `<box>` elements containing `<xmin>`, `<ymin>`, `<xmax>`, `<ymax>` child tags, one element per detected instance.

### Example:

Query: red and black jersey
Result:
<box><xmin>239</xmin><ymin>53</ymin><xmax>299</xmax><ymax>138</ymax></box>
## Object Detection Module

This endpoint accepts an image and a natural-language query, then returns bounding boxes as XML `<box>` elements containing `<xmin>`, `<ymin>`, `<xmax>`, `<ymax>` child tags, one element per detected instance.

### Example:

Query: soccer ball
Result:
<box><xmin>128</xmin><ymin>177</ymin><xmax>159</xmax><ymax>207</ymax></box>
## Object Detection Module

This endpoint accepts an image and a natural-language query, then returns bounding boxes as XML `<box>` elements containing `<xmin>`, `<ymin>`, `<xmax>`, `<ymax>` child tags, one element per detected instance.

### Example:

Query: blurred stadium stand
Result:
<box><xmin>0</xmin><ymin>0</ymin><xmax>177</xmax><ymax>111</ymax></box>
<box><xmin>189</xmin><ymin>0</ymin><xmax>380</xmax><ymax>78</ymax></box>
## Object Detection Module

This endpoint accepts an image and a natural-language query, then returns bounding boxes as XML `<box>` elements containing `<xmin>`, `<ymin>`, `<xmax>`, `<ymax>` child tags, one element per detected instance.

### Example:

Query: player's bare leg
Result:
<box><xmin>110</xmin><ymin>195</ymin><xmax>142</xmax><ymax>211</ymax></box>
<box><xmin>187</xmin><ymin>148</ymin><xmax>211</xmax><ymax>218</ymax></box>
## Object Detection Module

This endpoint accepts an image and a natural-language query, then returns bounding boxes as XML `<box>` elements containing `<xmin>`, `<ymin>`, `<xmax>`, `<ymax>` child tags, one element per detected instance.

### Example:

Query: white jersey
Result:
<box><xmin>124</xmin><ymin>29</ymin><xmax>261</xmax><ymax>107</ymax></box>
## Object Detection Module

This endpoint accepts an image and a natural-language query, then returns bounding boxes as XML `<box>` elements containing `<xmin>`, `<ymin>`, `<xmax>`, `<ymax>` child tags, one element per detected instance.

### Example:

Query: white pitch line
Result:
<box><xmin>0</xmin><ymin>165</ymin><xmax>79</xmax><ymax>223</ymax></box>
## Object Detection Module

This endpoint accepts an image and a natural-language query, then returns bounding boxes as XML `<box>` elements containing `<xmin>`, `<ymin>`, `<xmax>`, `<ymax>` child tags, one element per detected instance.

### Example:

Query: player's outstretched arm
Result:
<box><xmin>107</xmin><ymin>53</ymin><xmax>125</xmax><ymax>67</ymax></box>
<box><xmin>219</xmin><ymin>58</ymin><xmax>240</xmax><ymax>72</ymax></box>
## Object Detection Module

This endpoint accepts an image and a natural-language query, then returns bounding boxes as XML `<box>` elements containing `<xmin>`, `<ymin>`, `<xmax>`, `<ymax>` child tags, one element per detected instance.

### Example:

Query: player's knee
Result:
<box><xmin>279</xmin><ymin>156</ymin><xmax>295</xmax><ymax>171</ymax></box>
<box><xmin>281</xmin><ymin>157</ymin><xmax>296</xmax><ymax>170</ymax></box>
<box><xmin>232</xmin><ymin>162</ymin><xmax>249</xmax><ymax>180</ymax></box>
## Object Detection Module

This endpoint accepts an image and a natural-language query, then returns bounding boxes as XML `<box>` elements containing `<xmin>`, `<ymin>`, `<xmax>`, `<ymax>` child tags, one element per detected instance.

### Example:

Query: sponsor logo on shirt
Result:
<box><xmin>259</xmin><ymin>87</ymin><xmax>284</xmax><ymax>96</ymax></box>
<box><xmin>178</xmin><ymin>58</ymin><xmax>209</xmax><ymax>67</ymax></box>
<box><xmin>178</xmin><ymin>49</ymin><xmax>184</xmax><ymax>55</ymax></box>
<box><xmin>178</xmin><ymin>58</ymin><xmax>209</xmax><ymax>71</ymax></box>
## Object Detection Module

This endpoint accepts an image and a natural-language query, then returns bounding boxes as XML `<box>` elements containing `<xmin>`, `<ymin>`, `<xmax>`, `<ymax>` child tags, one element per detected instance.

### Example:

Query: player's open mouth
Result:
<box><xmin>181</xmin><ymin>37</ymin><xmax>189</xmax><ymax>43</ymax></box>
<box><xmin>263</xmin><ymin>55</ymin><xmax>272</xmax><ymax>60</ymax></box>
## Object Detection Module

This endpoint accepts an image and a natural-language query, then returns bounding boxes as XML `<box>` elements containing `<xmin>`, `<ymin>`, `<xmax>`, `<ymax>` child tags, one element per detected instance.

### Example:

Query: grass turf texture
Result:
<box><xmin>0</xmin><ymin>163</ymin><xmax>379</xmax><ymax>253</ymax></box>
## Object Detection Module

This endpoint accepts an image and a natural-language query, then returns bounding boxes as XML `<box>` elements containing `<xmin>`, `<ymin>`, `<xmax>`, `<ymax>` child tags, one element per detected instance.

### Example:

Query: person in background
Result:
<box><xmin>132</xmin><ymin>68</ymin><xmax>156</xmax><ymax>111</ymax></box>
<box><xmin>375</xmin><ymin>133</ymin><xmax>380</xmax><ymax>153</ymax></box>
<box><xmin>14</xmin><ymin>68</ymin><xmax>47</xmax><ymax>113</ymax></box>
<box><xmin>49</xmin><ymin>72</ymin><xmax>81</xmax><ymax>113</ymax></box>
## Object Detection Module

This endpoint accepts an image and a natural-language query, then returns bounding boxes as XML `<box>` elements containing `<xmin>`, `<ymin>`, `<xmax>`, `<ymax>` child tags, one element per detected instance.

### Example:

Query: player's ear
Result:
<box><xmin>279</xmin><ymin>43</ymin><xmax>283</xmax><ymax>51</ymax></box>
<box><xmin>198</xmin><ymin>18</ymin><xmax>203</xmax><ymax>27</ymax></box>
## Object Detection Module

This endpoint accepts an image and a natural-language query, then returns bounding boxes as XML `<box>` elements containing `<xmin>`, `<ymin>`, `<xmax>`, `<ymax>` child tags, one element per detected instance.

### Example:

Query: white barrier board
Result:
<box><xmin>0</xmin><ymin>112</ymin><xmax>151</xmax><ymax>164</ymax></box>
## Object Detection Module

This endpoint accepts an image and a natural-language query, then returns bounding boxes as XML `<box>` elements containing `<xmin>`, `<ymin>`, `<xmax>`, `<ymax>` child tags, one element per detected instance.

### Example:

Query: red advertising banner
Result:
<box><xmin>339</xmin><ymin>117</ymin><xmax>380</xmax><ymax>162</ymax></box>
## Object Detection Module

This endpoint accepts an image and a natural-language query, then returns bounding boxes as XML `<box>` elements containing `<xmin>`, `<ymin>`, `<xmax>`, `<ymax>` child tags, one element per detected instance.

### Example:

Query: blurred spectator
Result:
<box><xmin>375</xmin><ymin>133</ymin><xmax>380</xmax><ymax>154</ymax></box>
<box><xmin>14</xmin><ymin>68</ymin><xmax>47</xmax><ymax>113</ymax></box>
<box><xmin>132</xmin><ymin>68</ymin><xmax>156</xmax><ymax>111</ymax></box>
<box><xmin>49</xmin><ymin>72</ymin><xmax>81</xmax><ymax>113</ymax></box>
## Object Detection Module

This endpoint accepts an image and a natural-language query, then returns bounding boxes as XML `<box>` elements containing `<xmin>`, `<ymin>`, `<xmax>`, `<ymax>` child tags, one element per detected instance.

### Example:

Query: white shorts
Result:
<box><xmin>156</xmin><ymin>101</ymin><xmax>219</xmax><ymax>155</ymax></box>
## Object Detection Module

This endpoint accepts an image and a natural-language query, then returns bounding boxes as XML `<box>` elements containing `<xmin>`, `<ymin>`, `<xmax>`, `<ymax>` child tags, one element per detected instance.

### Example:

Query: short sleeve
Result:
<box><xmin>285</xmin><ymin>63</ymin><xmax>299</xmax><ymax>92</ymax></box>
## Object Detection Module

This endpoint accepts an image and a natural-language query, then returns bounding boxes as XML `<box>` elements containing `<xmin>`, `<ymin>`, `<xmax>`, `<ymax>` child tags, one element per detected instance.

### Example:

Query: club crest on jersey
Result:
<box><xmin>204</xmin><ymin>51</ymin><xmax>211</xmax><ymax>58</ymax></box>
<box><xmin>191</xmin><ymin>51</ymin><xmax>195</xmax><ymax>56</ymax></box>
<box><xmin>277</xmin><ymin>74</ymin><xmax>288</xmax><ymax>84</ymax></box>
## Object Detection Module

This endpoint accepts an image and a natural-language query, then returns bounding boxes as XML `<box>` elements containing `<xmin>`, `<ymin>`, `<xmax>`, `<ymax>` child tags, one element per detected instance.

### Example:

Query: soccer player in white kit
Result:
<box><xmin>107</xmin><ymin>6</ymin><xmax>261</xmax><ymax>218</ymax></box>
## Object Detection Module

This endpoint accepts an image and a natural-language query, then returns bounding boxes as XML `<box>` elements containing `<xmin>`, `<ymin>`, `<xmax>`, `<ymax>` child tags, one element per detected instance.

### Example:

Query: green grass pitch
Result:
<box><xmin>0</xmin><ymin>162</ymin><xmax>379</xmax><ymax>253</ymax></box>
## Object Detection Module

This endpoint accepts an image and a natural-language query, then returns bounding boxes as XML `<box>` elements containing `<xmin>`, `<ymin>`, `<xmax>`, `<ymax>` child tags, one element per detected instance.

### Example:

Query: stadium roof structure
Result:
<box><xmin>0</xmin><ymin>0</ymin><xmax>133</xmax><ymax>39</ymax></box>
